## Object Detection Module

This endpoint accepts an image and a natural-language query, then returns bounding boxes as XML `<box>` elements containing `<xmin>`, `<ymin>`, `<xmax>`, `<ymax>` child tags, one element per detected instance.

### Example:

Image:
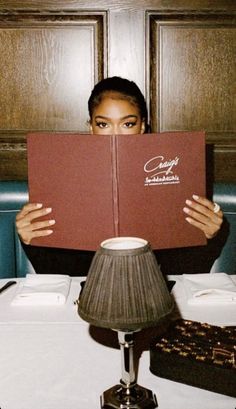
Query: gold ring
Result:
<box><xmin>213</xmin><ymin>202</ymin><xmax>220</xmax><ymax>213</ymax></box>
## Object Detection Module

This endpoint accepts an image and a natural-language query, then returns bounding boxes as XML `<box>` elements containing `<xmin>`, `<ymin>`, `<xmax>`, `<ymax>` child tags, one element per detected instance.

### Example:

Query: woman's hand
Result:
<box><xmin>183</xmin><ymin>195</ymin><xmax>223</xmax><ymax>239</ymax></box>
<box><xmin>16</xmin><ymin>203</ymin><xmax>55</xmax><ymax>245</ymax></box>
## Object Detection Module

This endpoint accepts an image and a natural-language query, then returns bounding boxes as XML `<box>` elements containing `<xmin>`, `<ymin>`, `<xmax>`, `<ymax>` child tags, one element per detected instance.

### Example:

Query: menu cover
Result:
<box><xmin>27</xmin><ymin>131</ymin><xmax>206</xmax><ymax>250</ymax></box>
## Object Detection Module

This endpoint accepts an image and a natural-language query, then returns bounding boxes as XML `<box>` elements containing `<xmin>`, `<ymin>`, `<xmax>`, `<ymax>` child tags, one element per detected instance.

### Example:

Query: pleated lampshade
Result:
<box><xmin>78</xmin><ymin>237</ymin><xmax>174</xmax><ymax>330</ymax></box>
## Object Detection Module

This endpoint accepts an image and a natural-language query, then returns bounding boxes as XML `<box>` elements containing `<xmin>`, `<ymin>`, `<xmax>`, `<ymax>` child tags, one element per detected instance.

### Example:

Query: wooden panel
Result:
<box><xmin>148</xmin><ymin>13</ymin><xmax>236</xmax><ymax>181</ymax></box>
<box><xmin>0</xmin><ymin>15</ymin><xmax>105</xmax><ymax>132</ymax></box>
<box><xmin>210</xmin><ymin>136</ymin><xmax>236</xmax><ymax>182</ymax></box>
<box><xmin>0</xmin><ymin>13</ymin><xmax>105</xmax><ymax>179</ymax></box>
<box><xmin>109</xmin><ymin>9</ymin><xmax>145</xmax><ymax>95</ymax></box>
<box><xmin>160</xmin><ymin>27</ymin><xmax>234</xmax><ymax>132</ymax></box>
<box><xmin>149</xmin><ymin>14</ymin><xmax>235</xmax><ymax>133</ymax></box>
<box><xmin>0</xmin><ymin>0</ymin><xmax>235</xmax><ymax>11</ymax></box>
<box><xmin>0</xmin><ymin>136</ymin><xmax>27</xmax><ymax>180</ymax></box>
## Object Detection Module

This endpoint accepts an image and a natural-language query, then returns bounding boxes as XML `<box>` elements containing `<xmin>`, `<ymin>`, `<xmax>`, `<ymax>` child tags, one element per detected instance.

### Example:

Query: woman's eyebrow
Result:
<box><xmin>95</xmin><ymin>115</ymin><xmax>109</xmax><ymax>120</ymax></box>
<box><xmin>121</xmin><ymin>115</ymin><xmax>138</xmax><ymax>120</ymax></box>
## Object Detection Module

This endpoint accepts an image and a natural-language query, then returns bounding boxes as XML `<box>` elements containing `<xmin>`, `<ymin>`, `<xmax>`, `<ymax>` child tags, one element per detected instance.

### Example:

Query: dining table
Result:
<box><xmin>0</xmin><ymin>274</ymin><xmax>235</xmax><ymax>409</ymax></box>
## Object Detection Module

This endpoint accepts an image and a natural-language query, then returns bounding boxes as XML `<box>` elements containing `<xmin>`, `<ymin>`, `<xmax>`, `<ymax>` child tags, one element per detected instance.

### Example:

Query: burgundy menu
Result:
<box><xmin>27</xmin><ymin>131</ymin><xmax>206</xmax><ymax>250</ymax></box>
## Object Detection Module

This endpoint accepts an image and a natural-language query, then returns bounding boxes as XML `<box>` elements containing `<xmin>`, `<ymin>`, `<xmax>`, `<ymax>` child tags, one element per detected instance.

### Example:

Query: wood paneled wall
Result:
<box><xmin>0</xmin><ymin>1</ymin><xmax>235</xmax><ymax>182</ymax></box>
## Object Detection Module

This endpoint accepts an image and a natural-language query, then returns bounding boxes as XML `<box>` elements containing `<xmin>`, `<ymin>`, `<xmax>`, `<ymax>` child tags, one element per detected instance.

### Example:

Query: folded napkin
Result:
<box><xmin>182</xmin><ymin>273</ymin><xmax>236</xmax><ymax>305</ymax></box>
<box><xmin>11</xmin><ymin>274</ymin><xmax>71</xmax><ymax>306</ymax></box>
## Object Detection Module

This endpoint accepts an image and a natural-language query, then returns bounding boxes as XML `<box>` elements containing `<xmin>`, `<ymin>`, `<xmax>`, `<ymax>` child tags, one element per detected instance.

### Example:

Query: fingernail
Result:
<box><xmin>36</xmin><ymin>203</ymin><xmax>43</xmax><ymax>208</ymax></box>
<box><xmin>185</xmin><ymin>200</ymin><xmax>192</xmax><ymax>206</ymax></box>
<box><xmin>192</xmin><ymin>194</ymin><xmax>199</xmax><ymax>200</ymax></box>
<box><xmin>45</xmin><ymin>208</ymin><xmax>52</xmax><ymax>213</ymax></box>
<box><xmin>183</xmin><ymin>207</ymin><xmax>190</xmax><ymax>214</ymax></box>
<box><xmin>49</xmin><ymin>220</ymin><xmax>55</xmax><ymax>225</ymax></box>
<box><xmin>46</xmin><ymin>230</ymin><xmax>53</xmax><ymax>234</ymax></box>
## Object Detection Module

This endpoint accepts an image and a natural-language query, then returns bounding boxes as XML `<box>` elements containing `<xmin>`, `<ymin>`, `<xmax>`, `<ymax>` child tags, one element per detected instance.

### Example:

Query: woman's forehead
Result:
<box><xmin>93</xmin><ymin>94</ymin><xmax>140</xmax><ymax>117</ymax></box>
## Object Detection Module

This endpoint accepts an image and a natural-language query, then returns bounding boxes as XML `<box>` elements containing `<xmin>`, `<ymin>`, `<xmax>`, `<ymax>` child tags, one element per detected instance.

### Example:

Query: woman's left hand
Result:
<box><xmin>183</xmin><ymin>195</ymin><xmax>223</xmax><ymax>239</ymax></box>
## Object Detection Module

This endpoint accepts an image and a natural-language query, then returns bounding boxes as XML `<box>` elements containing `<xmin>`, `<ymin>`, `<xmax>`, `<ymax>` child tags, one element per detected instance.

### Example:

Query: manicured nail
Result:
<box><xmin>49</xmin><ymin>220</ymin><xmax>55</xmax><ymax>225</ymax></box>
<box><xmin>192</xmin><ymin>194</ymin><xmax>199</xmax><ymax>200</ymax></box>
<box><xmin>45</xmin><ymin>207</ymin><xmax>52</xmax><ymax>213</ymax></box>
<box><xmin>185</xmin><ymin>200</ymin><xmax>192</xmax><ymax>206</ymax></box>
<box><xmin>46</xmin><ymin>230</ymin><xmax>53</xmax><ymax>234</ymax></box>
<box><xmin>185</xmin><ymin>217</ymin><xmax>191</xmax><ymax>223</ymax></box>
<box><xmin>36</xmin><ymin>203</ymin><xmax>43</xmax><ymax>208</ymax></box>
<box><xmin>183</xmin><ymin>207</ymin><xmax>190</xmax><ymax>214</ymax></box>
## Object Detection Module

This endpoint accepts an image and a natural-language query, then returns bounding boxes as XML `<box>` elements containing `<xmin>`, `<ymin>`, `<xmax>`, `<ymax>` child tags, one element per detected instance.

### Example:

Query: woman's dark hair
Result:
<box><xmin>88</xmin><ymin>76</ymin><xmax>148</xmax><ymax>128</ymax></box>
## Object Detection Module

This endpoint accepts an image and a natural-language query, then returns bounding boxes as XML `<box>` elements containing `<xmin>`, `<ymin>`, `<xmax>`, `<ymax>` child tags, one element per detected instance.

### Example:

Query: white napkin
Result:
<box><xmin>11</xmin><ymin>274</ymin><xmax>71</xmax><ymax>306</ymax></box>
<box><xmin>182</xmin><ymin>273</ymin><xmax>236</xmax><ymax>305</ymax></box>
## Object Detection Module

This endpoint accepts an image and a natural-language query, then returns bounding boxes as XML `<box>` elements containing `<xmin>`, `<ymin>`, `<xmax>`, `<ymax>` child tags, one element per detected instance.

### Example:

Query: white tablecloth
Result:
<box><xmin>0</xmin><ymin>275</ymin><xmax>235</xmax><ymax>409</ymax></box>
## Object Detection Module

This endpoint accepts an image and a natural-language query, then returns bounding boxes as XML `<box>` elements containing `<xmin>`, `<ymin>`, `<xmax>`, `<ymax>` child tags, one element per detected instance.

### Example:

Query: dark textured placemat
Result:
<box><xmin>150</xmin><ymin>318</ymin><xmax>236</xmax><ymax>397</ymax></box>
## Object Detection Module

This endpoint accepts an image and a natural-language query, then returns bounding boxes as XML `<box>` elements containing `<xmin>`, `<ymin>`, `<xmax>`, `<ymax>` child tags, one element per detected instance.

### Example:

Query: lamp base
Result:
<box><xmin>100</xmin><ymin>383</ymin><xmax>158</xmax><ymax>409</ymax></box>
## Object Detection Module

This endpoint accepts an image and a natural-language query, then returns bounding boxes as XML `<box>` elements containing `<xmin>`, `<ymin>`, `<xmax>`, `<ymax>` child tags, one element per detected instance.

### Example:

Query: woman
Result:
<box><xmin>16</xmin><ymin>76</ymin><xmax>224</xmax><ymax>275</ymax></box>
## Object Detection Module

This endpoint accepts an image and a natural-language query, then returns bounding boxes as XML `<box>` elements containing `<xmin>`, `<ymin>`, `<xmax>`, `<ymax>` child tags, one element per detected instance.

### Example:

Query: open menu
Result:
<box><xmin>27</xmin><ymin>131</ymin><xmax>206</xmax><ymax>250</ymax></box>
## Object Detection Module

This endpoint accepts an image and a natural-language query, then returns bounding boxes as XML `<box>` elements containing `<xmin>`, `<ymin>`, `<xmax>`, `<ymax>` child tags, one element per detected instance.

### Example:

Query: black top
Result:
<box><xmin>22</xmin><ymin>217</ymin><xmax>229</xmax><ymax>277</ymax></box>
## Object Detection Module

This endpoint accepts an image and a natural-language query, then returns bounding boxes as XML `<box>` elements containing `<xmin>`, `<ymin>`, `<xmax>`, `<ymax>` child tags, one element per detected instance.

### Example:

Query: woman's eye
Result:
<box><xmin>96</xmin><ymin>121</ymin><xmax>108</xmax><ymax>129</ymax></box>
<box><xmin>124</xmin><ymin>121</ymin><xmax>137</xmax><ymax>128</ymax></box>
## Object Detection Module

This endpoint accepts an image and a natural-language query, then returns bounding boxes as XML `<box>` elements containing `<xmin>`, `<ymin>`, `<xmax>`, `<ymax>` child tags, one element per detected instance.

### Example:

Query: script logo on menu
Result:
<box><xmin>144</xmin><ymin>155</ymin><xmax>180</xmax><ymax>186</ymax></box>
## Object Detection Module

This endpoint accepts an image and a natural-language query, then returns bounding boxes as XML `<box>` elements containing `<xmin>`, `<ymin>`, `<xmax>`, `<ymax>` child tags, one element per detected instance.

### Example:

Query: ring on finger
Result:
<box><xmin>213</xmin><ymin>202</ymin><xmax>221</xmax><ymax>213</ymax></box>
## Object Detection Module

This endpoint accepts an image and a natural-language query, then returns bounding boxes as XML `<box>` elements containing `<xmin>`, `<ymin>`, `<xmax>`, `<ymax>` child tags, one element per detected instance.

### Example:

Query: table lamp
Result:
<box><xmin>77</xmin><ymin>237</ymin><xmax>174</xmax><ymax>409</ymax></box>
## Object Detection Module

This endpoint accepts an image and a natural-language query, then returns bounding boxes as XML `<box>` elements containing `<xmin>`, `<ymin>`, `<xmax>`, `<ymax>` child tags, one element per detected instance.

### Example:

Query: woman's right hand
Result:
<box><xmin>16</xmin><ymin>203</ymin><xmax>55</xmax><ymax>245</ymax></box>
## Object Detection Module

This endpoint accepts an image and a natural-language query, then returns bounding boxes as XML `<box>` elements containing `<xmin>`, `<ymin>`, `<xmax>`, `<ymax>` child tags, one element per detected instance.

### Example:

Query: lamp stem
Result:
<box><xmin>101</xmin><ymin>329</ymin><xmax>158</xmax><ymax>408</ymax></box>
<box><xmin>118</xmin><ymin>331</ymin><xmax>137</xmax><ymax>388</ymax></box>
